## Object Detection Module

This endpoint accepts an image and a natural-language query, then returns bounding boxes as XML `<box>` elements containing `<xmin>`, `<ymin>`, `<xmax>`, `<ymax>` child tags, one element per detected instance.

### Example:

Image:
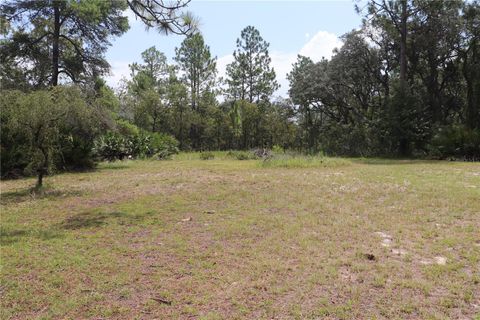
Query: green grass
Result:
<box><xmin>1</xmin><ymin>154</ymin><xmax>479</xmax><ymax>319</ymax></box>
<box><xmin>260</xmin><ymin>154</ymin><xmax>351</xmax><ymax>168</ymax></box>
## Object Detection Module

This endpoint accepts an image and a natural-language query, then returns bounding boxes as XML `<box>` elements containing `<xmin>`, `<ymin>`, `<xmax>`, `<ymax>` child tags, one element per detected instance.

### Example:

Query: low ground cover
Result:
<box><xmin>1</xmin><ymin>155</ymin><xmax>479</xmax><ymax>319</ymax></box>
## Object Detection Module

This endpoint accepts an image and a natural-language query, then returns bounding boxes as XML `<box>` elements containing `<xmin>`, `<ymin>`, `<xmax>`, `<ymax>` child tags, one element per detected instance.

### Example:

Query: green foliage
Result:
<box><xmin>115</xmin><ymin>119</ymin><xmax>141</xmax><ymax>136</ymax></box>
<box><xmin>0</xmin><ymin>90</ymin><xmax>29</xmax><ymax>178</ymax></box>
<box><xmin>94</xmin><ymin>132</ymin><xmax>151</xmax><ymax>161</ymax></box>
<box><xmin>94</xmin><ymin>133</ymin><xmax>129</xmax><ymax>161</ymax></box>
<box><xmin>226</xmin><ymin>26</ymin><xmax>279</xmax><ymax>103</ymax></box>
<box><xmin>200</xmin><ymin>152</ymin><xmax>215</xmax><ymax>160</ymax></box>
<box><xmin>429</xmin><ymin>126</ymin><xmax>480</xmax><ymax>160</ymax></box>
<box><xmin>94</xmin><ymin>129</ymin><xmax>179</xmax><ymax>162</ymax></box>
<box><xmin>0</xmin><ymin>0</ymin><xmax>129</xmax><ymax>87</ymax></box>
<box><xmin>0</xmin><ymin>87</ymin><xmax>97</xmax><ymax>185</ymax></box>
<box><xmin>150</xmin><ymin>132</ymin><xmax>180</xmax><ymax>159</ymax></box>
<box><xmin>3</xmin><ymin>1</ymin><xmax>478</xmax><ymax>163</ymax></box>
<box><xmin>175</xmin><ymin>33</ymin><xmax>217</xmax><ymax>110</ymax></box>
<box><xmin>272</xmin><ymin>145</ymin><xmax>284</xmax><ymax>153</ymax></box>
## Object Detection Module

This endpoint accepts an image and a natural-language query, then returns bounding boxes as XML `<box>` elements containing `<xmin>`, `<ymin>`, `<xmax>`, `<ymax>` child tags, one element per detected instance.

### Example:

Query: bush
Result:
<box><xmin>150</xmin><ymin>132</ymin><xmax>179</xmax><ymax>159</ymax></box>
<box><xmin>1</xmin><ymin>87</ymin><xmax>99</xmax><ymax>183</ymax></box>
<box><xmin>94</xmin><ymin>130</ymin><xmax>179</xmax><ymax>161</ymax></box>
<box><xmin>200</xmin><ymin>152</ymin><xmax>215</xmax><ymax>160</ymax></box>
<box><xmin>0</xmin><ymin>91</ymin><xmax>30</xmax><ymax>178</ymax></box>
<box><xmin>93</xmin><ymin>132</ymin><xmax>151</xmax><ymax>161</ymax></box>
<box><xmin>58</xmin><ymin>135</ymin><xmax>96</xmax><ymax>171</ymax></box>
<box><xmin>428</xmin><ymin>125</ymin><xmax>480</xmax><ymax>160</ymax></box>
<box><xmin>116</xmin><ymin>119</ymin><xmax>140</xmax><ymax>136</ymax></box>
<box><xmin>94</xmin><ymin>132</ymin><xmax>129</xmax><ymax>161</ymax></box>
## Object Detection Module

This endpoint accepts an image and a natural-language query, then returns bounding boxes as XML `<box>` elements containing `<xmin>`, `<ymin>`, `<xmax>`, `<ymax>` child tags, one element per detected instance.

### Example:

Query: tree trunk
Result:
<box><xmin>191</xmin><ymin>64</ymin><xmax>196</xmax><ymax>110</ymax></box>
<box><xmin>399</xmin><ymin>0</ymin><xmax>407</xmax><ymax>88</ymax></box>
<box><xmin>51</xmin><ymin>3</ymin><xmax>60</xmax><ymax>86</ymax></box>
<box><xmin>397</xmin><ymin>0</ymin><xmax>409</xmax><ymax>156</ymax></box>
<box><xmin>36</xmin><ymin>170</ymin><xmax>44</xmax><ymax>189</ymax></box>
<box><xmin>465</xmin><ymin>79</ymin><xmax>476</xmax><ymax>128</ymax></box>
<box><xmin>464</xmin><ymin>43</ymin><xmax>479</xmax><ymax>129</ymax></box>
<box><xmin>36</xmin><ymin>147</ymin><xmax>48</xmax><ymax>189</ymax></box>
<box><xmin>152</xmin><ymin>111</ymin><xmax>157</xmax><ymax>132</ymax></box>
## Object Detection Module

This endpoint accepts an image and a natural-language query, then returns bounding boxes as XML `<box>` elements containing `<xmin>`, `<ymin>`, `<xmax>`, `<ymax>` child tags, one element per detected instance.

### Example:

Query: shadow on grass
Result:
<box><xmin>58</xmin><ymin>210</ymin><xmax>154</xmax><ymax>230</ymax></box>
<box><xmin>1</xmin><ymin>188</ymin><xmax>84</xmax><ymax>206</ymax></box>
<box><xmin>351</xmin><ymin>158</ymin><xmax>444</xmax><ymax>165</ymax></box>
<box><xmin>60</xmin><ymin>211</ymin><xmax>126</xmax><ymax>229</ymax></box>
<box><xmin>98</xmin><ymin>163</ymin><xmax>131</xmax><ymax>171</ymax></box>
<box><xmin>0</xmin><ymin>227</ymin><xmax>64</xmax><ymax>245</ymax></box>
<box><xmin>1</xmin><ymin>210</ymin><xmax>156</xmax><ymax>244</ymax></box>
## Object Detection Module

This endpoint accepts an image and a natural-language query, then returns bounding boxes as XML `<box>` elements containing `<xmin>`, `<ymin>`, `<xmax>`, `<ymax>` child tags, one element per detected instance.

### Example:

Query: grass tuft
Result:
<box><xmin>260</xmin><ymin>154</ymin><xmax>351</xmax><ymax>168</ymax></box>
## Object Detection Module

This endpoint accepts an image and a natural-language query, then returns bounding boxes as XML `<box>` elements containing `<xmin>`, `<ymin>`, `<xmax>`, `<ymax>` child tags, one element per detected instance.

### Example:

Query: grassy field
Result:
<box><xmin>1</xmin><ymin>154</ymin><xmax>479</xmax><ymax>319</ymax></box>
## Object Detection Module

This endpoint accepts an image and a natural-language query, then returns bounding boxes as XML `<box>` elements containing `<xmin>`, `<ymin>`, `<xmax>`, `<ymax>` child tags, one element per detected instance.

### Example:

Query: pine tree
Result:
<box><xmin>226</xmin><ymin>26</ymin><xmax>279</xmax><ymax>103</ymax></box>
<box><xmin>174</xmin><ymin>33</ymin><xmax>217</xmax><ymax>111</ymax></box>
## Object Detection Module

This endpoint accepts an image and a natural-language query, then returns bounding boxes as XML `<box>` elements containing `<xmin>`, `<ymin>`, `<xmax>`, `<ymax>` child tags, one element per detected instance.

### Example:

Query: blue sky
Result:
<box><xmin>105</xmin><ymin>0</ymin><xmax>362</xmax><ymax>97</ymax></box>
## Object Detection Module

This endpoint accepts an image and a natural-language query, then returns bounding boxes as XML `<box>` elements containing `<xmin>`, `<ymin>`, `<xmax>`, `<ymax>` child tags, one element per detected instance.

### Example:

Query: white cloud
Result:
<box><xmin>277</xmin><ymin>30</ymin><xmax>344</xmax><ymax>97</ymax></box>
<box><xmin>269</xmin><ymin>51</ymin><xmax>297</xmax><ymax>97</ymax></box>
<box><xmin>216</xmin><ymin>54</ymin><xmax>234</xmax><ymax>80</ymax></box>
<box><xmin>274</xmin><ymin>30</ymin><xmax>342</xmax><ymax>97</ymax></box>
<box><xmin>299</xmin><ymin>30</ymin><xmax>342</xmax><ymax>62</ymax></box>
<box><xmin>106</xmin><ymin>60</ymin><xmax>131</xmax><ymax>87</ymax></box>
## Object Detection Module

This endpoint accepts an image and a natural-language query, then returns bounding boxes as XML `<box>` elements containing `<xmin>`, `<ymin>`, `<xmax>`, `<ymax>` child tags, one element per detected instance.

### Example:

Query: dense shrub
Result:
<box><xmin>94</xmin><ymin>130</ymin><xmax>179</xmax><ymax>161</ymax></box>
<box><xmin>150</xmin><ymin>132</ymin><xmax>179</xmax><ymax>159</ymax></box>
<box><xmin>0</xmin><ymin>87</ymin><xmax>99</xmax><ymax>180</ymax></box>
<box><xmin>0</xmin><ymin>91</ymin><xmax>30</xmax><ymax>178</ymax></box>
<box><xmin>93</xmin><ymin>132</ymin><xmax>130</xmax><ymax>161</ymax></box>
<box><xmin>115</xmin><ymin>118</ymin><xmax>140</xmax><ymax>136</ymax></box>
<box><xmin>428</xmin><ymin>126</ymin><xmax>480</xmax><ymax>160</ymax></box>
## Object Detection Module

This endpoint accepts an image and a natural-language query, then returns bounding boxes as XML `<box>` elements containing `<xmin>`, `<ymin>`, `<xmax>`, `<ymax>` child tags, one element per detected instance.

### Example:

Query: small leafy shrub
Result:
<box><xmin>128</xmin><ymin>134</ymin><xmax>152</xmax><ymax>158</ymax></box>
<box><xmin>94</xmin><ymin>132</ymin><xmax>129</xmax><ymax>161</ymax></box>
<box><xmin>150</xmin><ymin>133</ymin><xmax>179</xmax><ymax>159</ymax></box>
<box><xmin>200</xmin><ymin>152</ymin><xmax>215</xmax><ymax>160</ymax></box>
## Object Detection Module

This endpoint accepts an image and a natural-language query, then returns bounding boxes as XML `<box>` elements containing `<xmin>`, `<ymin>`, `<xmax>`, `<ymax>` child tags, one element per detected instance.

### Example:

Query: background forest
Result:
<box><xmin>1</xmin><ymin>0</ymin><xmax>479</xmax><ymax>183</ymax></box>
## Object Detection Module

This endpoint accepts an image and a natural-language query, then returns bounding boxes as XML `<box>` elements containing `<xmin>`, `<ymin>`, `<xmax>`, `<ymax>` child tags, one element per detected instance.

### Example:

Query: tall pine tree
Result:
<box><xmin>226</xmin><ymin>26</ymin><xmax>279</xmax><ymax>103</ymax></box>
<box><xmin>174</xmin><ymin>33</ymin><xmax>217</xmax><ymax>111</ymax></box>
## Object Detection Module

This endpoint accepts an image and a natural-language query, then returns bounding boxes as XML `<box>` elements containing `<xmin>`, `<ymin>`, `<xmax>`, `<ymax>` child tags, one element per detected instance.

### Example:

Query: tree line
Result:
<box><xmin>288</xmin><ymin>0</ymin><xmax>479</xmax><ymax>157</ymax></box>
<box><xmin>1</xmin><ymin>0</ymin><xmax>479</xmax><ymax>185</ymax></box>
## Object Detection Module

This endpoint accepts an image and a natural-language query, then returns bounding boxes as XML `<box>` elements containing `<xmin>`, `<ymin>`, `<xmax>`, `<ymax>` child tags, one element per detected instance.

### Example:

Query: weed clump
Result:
<box><xmin>227</xmin><ymin>150</ymin><xmax>258</xmax><ymax>160</ymax></box>
<box><xmin>200</xmin><ymin>152</ymin><xmax>215</xmax><ymax>160</ymax></box>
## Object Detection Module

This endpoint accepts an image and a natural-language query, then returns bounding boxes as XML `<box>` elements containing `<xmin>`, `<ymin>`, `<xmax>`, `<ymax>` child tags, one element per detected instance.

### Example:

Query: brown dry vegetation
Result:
<box><xmin>1</xmin><ymin>155</ymin><xmax>479</xmax><ymax>319</ymax></box>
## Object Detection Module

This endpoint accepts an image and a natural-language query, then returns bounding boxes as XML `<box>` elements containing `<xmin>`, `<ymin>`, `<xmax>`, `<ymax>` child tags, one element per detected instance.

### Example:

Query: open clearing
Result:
<box><xmin>1</xmin><ymin>156</ymin><xmax>479</xmax><ymax>319</ymax></box>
